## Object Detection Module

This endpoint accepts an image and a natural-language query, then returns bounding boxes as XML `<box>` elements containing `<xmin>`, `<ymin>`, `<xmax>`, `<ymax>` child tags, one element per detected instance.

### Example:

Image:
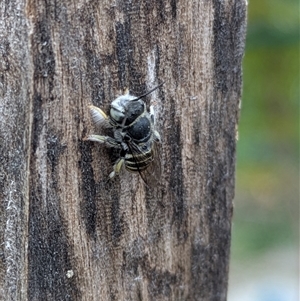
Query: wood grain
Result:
<box><xmin>0</xmin><ymin>0</ymin><xmax>247</xmax><ymax>300</ymax></box>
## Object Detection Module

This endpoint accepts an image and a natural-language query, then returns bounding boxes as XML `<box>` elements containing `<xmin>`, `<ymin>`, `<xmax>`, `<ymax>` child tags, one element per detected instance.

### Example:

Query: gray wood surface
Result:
<box><xmin>0</xmin><ymin>0</ymin><xmax>247</xmax><ymax>300</ymax></box>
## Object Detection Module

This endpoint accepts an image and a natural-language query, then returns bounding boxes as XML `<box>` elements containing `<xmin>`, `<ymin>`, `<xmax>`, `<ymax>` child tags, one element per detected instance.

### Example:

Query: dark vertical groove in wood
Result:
<box><xmin>170</xmin><ymin>0</ymin><xmax>177</xmax><ymax>19</ymax></box>
<box><xmin>26</xmin><ymin>3</ymin><xmax>80</xmax><ymax>300</ymax></box>
<box><xmin>28</xmin><ymin>190</ymin><xmax>79</xmax><ymax>301</ymax></box>
<box><xmin>33</xmin><ymin>19</ymin><xmax>56</xmax><ymax>95</ymax></box>
<box><xmin>79</xmin><ymin>139</ymin><xmax>97</xmax><ymax>239</ymax></box>
<box><xmin>168</xmin><ymin>121</ymin><xmax>186</xmax><ymax>227</ymax></box>
<box><xmin>110</xmin><ymin>193</ymin><xmax>124</xmax><ymax>241</ymax></box>
<box><xmin>115</xmin><ymin>22</ymin><xmax>130</xmax><ymax>89</ymax></box>
<box><xmin>83</xmin><ymin>42</ymin><xmax>106</xmax><ymax>106</ymax></box>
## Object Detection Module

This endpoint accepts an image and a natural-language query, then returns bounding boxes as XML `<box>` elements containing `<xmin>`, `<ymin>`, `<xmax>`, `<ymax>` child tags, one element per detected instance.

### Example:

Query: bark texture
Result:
<box><xmin>0</xmin><ymin>0</ymin><xmax>247</xmax><ymax>300</ymax></box>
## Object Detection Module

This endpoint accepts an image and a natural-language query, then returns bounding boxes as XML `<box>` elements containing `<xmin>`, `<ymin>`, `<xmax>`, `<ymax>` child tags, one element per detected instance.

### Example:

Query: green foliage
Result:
<box><xmin>232</xmin><ymin>0</ymin><xmax>299</xmax><ymax>258</ymax></box>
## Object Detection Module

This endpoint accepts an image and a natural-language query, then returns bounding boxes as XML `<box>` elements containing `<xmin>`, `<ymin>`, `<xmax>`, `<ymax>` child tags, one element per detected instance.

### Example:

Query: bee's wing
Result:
<box><xmin>89</xmin><ymin>105</ymin><xmax>111</xmax><ymax>128</ymax></box>
<box><xmin>140</xmin><ymin>141</ymin><xmax>162</xmax><ymax>187</ymax></box>
<box><xmin>128</xmin><ymin>140</ymin><xmax>162</xmax><ymax>188</ymax></box>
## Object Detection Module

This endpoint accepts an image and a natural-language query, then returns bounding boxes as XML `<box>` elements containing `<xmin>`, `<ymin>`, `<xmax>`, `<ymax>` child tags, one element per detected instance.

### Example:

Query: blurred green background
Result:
<box><xmin>229</xmin><ymin>0</ymin><xmax>299</xmax><ymax>300</ymax></box>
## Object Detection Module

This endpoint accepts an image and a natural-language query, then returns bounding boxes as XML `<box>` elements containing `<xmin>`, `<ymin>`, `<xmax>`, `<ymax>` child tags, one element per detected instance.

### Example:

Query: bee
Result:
<box><xmin>85</xmin><ymin>83</ymin><xmax>163</xmax><ymax>185</ymax></box>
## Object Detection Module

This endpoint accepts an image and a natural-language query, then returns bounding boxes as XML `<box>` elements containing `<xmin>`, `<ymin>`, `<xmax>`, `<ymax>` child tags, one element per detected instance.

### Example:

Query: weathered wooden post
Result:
<box><xmin>0</xmin><ymin>0</ymin><xmax>247</xmax><ymax>300</ymax></box>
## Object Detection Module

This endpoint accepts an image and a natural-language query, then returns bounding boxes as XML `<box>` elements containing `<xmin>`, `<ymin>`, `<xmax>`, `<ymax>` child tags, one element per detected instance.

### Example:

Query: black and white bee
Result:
<box><xmin>85</xmin><ymin>83</ymin><xmax>163</xmax><ymax>185</ymax></box>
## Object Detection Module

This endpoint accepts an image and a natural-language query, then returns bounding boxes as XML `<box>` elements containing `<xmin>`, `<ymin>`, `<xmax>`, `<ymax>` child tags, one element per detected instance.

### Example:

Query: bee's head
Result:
<box><xmin>110</xmin><ymin>94</ymin><xmax>145</xmax><ymax>125</ymax></box>
<box><xmin>110</xmin><ymin>83</ymin><xmax>164</xmax><ymax>126</ymax></box>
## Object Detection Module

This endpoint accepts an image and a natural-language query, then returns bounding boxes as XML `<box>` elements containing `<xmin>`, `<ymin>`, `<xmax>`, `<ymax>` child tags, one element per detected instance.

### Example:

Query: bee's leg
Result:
<box><xmin>109</xmin><ymin>158</ymin><xmax>125</xmax><ymax>178</ymax></box>
<box><xmin>85</xmin><ymin>135</ymin><xmax>121</xmax><ymax>148</ymax></box>
<box><xmin>88</xmin><ymin>105</ymin><xmax>111</xmax><ymax>127</ymax></box>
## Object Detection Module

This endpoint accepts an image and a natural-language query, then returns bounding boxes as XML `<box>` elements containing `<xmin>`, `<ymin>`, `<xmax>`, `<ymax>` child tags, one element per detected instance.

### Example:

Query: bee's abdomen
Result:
<box><xmin>125</xmin><ymin>149</ymin><xmax>153</xmax><ymax>172</ymax></box>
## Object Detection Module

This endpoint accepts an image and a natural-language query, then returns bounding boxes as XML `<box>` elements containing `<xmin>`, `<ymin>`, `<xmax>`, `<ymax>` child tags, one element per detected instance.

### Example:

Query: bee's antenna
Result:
<box><xmin>132</xmin><ymin>82</ymin><xmax>164</xmax><ymax>101</ymax></box>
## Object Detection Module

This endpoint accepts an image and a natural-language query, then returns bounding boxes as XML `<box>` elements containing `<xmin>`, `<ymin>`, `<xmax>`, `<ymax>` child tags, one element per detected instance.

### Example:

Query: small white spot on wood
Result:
<box><xmin>134</xmin><ymin>276</ymin><xmax>143</xmax><ymax>281</ymax></box>
<box><xmin>66</xmin><ymin>269</ymin><xmax>74</xmax><ymax>278</ymax></box>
